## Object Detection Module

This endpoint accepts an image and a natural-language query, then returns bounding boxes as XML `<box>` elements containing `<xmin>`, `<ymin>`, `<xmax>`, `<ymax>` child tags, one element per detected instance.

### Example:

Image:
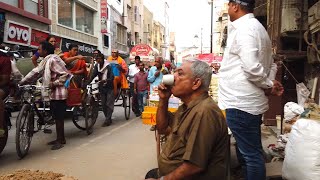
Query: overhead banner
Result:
<box><xmin>101</xmin><ymin>0</ymin><xmax>108</xmax><ymax>33</ymax></box>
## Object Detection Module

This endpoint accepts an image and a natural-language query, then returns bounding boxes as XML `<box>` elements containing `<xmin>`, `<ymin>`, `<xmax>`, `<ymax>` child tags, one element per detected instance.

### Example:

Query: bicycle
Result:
<box><xmin>72</xmin><ymin>82</ymin><xmax>99</xmax><ymax>135</ymax></box>
<box><xmin>15</xmin><ymin>85</ymin><xmax>53</xmax><ymax>159</ymax></box>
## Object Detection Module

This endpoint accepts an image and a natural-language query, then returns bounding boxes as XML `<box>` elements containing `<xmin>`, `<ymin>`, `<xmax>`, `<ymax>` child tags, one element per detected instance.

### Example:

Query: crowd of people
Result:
<box><xmin>1</xmin><ymin>0</ymin><xmax>286</xmax><ymax>179</ymax></box>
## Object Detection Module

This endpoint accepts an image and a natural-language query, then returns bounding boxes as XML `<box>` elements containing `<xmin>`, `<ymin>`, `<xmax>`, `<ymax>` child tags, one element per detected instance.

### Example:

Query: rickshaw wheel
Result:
<box><xmin>72</xmin><ymin>106</ymin><xmax>86</xmax><ymax>130</ymax></box>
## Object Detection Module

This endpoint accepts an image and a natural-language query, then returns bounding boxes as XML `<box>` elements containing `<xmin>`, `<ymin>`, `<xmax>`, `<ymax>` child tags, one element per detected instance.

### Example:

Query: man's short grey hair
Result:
<box><xmin>155</xmin><ymin>56</ymin><xmax>163</xmax><ymax>63</ymax></box>
<box><xmin>185</xmin><ymin>59</ymin><xmax>212</xmax><ymax>91</ymax></box>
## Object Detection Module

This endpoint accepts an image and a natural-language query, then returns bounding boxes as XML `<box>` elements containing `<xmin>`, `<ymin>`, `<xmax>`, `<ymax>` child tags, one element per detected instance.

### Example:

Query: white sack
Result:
<box><xmin>284</xmin><ymin>102</ymin><xmax>304</xmax><ymax>122</ymax></box>
<box><xmin>282</xmin><ymin>118</ymin><xmax>320</xmax><ymax>180</ymax></box>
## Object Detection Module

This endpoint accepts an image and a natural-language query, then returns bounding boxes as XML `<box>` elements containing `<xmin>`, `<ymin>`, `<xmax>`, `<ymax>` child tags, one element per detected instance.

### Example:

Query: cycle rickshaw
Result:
<box><xmin>15</xmin><ymin>56</ymin><xmax>99</xmax><ymax>159</ymax></box>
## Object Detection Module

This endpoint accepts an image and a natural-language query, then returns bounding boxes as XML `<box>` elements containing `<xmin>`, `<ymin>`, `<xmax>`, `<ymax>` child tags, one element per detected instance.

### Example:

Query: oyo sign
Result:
<box><xmin>4</xmin><ymin>21</ymin><xmax>31</xmax><ymax>46</ymax></box>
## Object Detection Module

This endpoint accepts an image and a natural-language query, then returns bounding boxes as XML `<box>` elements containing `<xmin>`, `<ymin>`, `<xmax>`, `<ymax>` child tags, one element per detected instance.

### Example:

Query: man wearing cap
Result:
<box><xmin>218</xmin><ymin>1</ymin><xmax>284</xmax><ymax>180</ymax></box>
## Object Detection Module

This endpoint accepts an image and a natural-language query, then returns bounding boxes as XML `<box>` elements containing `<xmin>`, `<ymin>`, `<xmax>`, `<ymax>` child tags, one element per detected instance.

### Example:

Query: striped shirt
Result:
<box><xmin>20</xmin><ymin>55</ymin><xmax>70</xmax><ymax>100</ymax></box>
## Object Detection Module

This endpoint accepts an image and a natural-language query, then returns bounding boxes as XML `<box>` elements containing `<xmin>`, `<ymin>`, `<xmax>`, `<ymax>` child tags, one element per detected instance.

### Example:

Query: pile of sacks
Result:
<box><xmin>282</xmin><ymin>102</ymin><xmax>320</xmax><ymax>180</ymax></box>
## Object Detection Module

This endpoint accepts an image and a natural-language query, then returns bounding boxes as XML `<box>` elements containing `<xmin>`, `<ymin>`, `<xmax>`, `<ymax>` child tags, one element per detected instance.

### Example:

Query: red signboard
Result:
<box><xmin>197</xmin><ymin>53</ymin><xmax>223</xmax><ymax>64</ymax></box>
<box><xmin>101</xmin><ymin>0</ymin><xmax>108</xmax><ymax>33</ymax></box>
<box><xmin>4</xmin><ymin>21</ymin><xmax>31</xmax><ymax>46</ymax></box>
<box><xmin>30</xmin><ymin>29</ymin><xmax>62</xmax><ymax>48</ymax></box>
<box><xmin>130</xmin><ymin>44</ymin><xmax>153</xmax><ymax>57</ymax></box>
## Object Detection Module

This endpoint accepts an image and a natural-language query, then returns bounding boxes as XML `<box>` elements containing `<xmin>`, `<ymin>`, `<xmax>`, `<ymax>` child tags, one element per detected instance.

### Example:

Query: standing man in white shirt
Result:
<box><xmin>218</xmin><ymin>1</ymin><xmax>284</xmax><ymax>180</ymax></box>
<box><xmin>128</xmin><ymin>56</ymin><xmax>141</xmax><ymax>116</ymax></box>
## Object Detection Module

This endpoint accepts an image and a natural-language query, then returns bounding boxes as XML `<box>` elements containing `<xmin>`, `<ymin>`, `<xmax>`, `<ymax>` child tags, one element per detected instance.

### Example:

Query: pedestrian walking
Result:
<box><xmin>20</xmin><ymin>41</ymin><xmax>71</xmax><ymax>150</ymax></box>
<box><xmin>128</xmin><ymin>56</ymin><xmax>141</xmax><ymax>116</ymax></box>
<box><xmin>146</xmin><ymin>60</ymin><xmax>228</xmax><ymax>180</ymax></box>
<box><xmin>88</xmin><ymin>53</ymin><xmax>114</xmax><ymax>127</ymax></box>
<box><xmin>134</xmin><ymin>62</ymin><xmax>149</xmax><ymax>116</ymax></box>
<box><xmin>218</xmin><ymin>1</ymin><xmax>284</xmax><ymax>180</ymax></box>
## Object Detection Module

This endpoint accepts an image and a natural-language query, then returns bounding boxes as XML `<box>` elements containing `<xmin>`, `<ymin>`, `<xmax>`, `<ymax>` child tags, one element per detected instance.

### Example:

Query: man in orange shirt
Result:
<box><xmin>107</xmin><ymin>49</ymin><xmax>128</xmax><ymax>96</ymax></box>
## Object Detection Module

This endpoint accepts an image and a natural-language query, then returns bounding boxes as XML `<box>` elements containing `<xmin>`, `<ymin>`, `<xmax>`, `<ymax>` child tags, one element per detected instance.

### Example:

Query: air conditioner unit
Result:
<box><xmin>131</xmin><ymin>41</ymin><xmax>135</xmax><ymax>46</ymax></box>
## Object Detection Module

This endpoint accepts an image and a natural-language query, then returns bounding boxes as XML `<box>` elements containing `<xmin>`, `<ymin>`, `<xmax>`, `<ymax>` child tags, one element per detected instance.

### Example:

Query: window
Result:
<box><xmin>0</xmin><ymin>0</ymin><xmax>18</xmax><ymax>7</ymax></box>
<box><xmin>103</xmin><ymin>35</ymin><xmax>109</xmax><ymax>48</ymax></box>
<box><xmin>76</xmin><ymin>3</ymin><xmax>94</xmax><ymax>34</ymax></box>
<box><xmin>116</xmin><ymin>24</ymin><xmax>126</xmax><ymax>45</ymax></box>
<box><xmin>134</xmin><ymin>6</ymin><xmax>139</xmax><ymax>22</ymax></box>
<box><xmin>58</xmin><ymin>0</ymin><xmax>73</xmax><ymax>28</ymax></box>
<box><xmin>58</xmin><ymin>0</ymin><xmax>95</xmax><ymax>35</ymax></box>
<box><xmin>24</xmin><ymin>0</ymin><xmax>38</xmax><ymax>14</ymax></box>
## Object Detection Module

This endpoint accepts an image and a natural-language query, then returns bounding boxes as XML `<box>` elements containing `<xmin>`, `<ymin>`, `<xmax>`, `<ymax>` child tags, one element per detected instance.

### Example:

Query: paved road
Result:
<box><xmin>0</xmin><ymin>106</ymin><xmax>157</xmax><ymax>180</ymax></box>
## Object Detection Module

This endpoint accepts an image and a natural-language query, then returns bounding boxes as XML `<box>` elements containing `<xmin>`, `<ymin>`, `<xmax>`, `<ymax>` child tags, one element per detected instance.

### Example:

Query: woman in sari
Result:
<box><xmin>61</xmin><ymin>43</ymin><xmax>87</xmax><ymax>88</ymax></box>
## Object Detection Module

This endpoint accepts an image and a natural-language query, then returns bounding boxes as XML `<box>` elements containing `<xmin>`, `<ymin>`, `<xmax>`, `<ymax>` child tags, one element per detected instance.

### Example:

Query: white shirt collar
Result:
<box><xmin>230</xmin><ymin>13</ymin><xmax>255</xmax><ymax>29</ymax></box>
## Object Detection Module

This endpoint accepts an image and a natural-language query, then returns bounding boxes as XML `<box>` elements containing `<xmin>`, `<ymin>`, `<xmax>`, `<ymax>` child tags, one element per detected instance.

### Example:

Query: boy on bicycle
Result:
<box><xmin>88</xmin><ymin>53</ymin><xmax>114</xmax><ymax>127</ymax></box>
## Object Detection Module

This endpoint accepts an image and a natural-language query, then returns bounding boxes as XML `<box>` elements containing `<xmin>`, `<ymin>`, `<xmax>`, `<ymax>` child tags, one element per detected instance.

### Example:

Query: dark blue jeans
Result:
<box><xmin>226</xmin><ymin>109</ymin><xmax>266</xmax><ymax>180</ymax></box>
<box><xmin>137</xmin><ymin>90</ymin><xmax>148</xmax><ymax>113</ymax></box>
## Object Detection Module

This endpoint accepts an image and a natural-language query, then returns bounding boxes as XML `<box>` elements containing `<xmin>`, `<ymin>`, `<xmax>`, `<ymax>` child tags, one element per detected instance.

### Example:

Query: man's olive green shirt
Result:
<box><xmin>158</xmin><ymin>93</ymin><xmax>228</xmax><ymax>179</ymax></box>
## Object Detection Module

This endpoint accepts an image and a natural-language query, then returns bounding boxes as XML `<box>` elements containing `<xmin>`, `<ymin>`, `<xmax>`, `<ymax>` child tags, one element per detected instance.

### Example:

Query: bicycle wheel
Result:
<box><xmin>123</xmin><ymin>90</ymin><xmax>131</xmax><ymax>120</ymax></box>
<box><xmin>85</xmin><ymin>96</ymin><xmax>98</xmax><ymax>135</ymax></box>
<box><xmin>72</xmin><ymin>106</ymin><xmax>86</xmax><ymax>130</ymax></box>
<box><xmin>0</xmin><ymin>113</ymin><xmax>8</xmax><ymax>155</ymax></box>
<box><xmin>16</xmin><ymin>104</ymin><xmax>34</xmax><ymax>159</ymax></box>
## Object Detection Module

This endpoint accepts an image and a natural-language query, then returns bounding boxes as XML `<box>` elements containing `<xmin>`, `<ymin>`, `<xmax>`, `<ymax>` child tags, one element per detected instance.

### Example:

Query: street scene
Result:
<box><xmin>1</xmin><ymin>0</ymin><xmax>320</xmax><ymax>180</ymax></box>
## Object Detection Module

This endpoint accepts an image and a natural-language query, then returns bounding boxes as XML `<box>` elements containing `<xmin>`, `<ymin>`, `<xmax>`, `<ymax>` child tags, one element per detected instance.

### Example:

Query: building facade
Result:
<box><xmin>0</xmin><ymin>0</ymin><xmax>51</xmax><ymax>56</ymax></box>
<box><xmin>51</xmin><ymin>0</ymin><xmax>99</xmax><ymax>56</ymax></box>
<box><xmin>109</xmin><ymin>0</ymin><xmax>129</xmax><ymax>59</ymax></box>
<box><xmin>142</xmin><ymin>5</ymin><xmax>153</xmax><ymax>46</ymax></box>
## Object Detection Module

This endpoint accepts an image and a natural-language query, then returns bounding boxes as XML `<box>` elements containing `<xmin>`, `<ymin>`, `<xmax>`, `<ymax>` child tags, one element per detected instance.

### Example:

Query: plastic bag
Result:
<box><xmin>296</xmin><ymin>83</ymin><xmax>310</xmax><ymax>106</ymax></box>
<box><xmin>282</xmin><ymin>118</ymin><xmax>320</xmax><ymax>180</ymax></box>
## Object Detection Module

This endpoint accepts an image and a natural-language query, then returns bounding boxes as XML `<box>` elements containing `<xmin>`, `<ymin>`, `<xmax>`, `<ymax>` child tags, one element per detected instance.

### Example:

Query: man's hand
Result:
<box><xmin>158</xmin><ymin>83</ymin><xmax>172</xmax><ymax>100</ymax></box>
<box><xmin>264</xmin><ymin>80</ymin><xmax>284</xmax><ymax>96</ymax></box>
<box><xmin>155</xmin><ymin>71</ymin><xmax>160</xmax><ymax>77</ymax></box>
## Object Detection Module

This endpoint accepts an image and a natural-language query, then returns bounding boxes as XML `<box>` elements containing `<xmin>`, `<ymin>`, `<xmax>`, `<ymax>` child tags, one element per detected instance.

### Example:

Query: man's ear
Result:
<box><xmin>192</xmin><ymin>78</ymin><xmax>202</xmax><ymax>90</ymax></box>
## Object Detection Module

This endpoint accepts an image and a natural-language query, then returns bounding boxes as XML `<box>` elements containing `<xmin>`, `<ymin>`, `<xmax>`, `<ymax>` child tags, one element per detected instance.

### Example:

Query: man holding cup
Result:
<box><xmin>146</xmin><ymin>60</ymin><xmax>228</xmax><ymax>180</ymax></box>
<box><xmin>147</xmin><ymin>57</ymin><xmax>168</xmax><ymax>94</ymax></box>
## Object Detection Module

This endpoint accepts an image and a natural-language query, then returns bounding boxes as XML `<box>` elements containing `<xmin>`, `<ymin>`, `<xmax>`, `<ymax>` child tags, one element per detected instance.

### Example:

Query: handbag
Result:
<box><xmin>66</xmin><ymin>79</ymin><xmax>82</xmax><ymax>107</ymax></box>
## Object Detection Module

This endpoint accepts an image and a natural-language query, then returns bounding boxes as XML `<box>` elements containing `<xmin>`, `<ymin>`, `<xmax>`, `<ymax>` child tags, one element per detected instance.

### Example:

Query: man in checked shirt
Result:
<box><xmin>20</xmin><ymin>41</ymin><xmax>71</xmax><ymax>150</ymax></box>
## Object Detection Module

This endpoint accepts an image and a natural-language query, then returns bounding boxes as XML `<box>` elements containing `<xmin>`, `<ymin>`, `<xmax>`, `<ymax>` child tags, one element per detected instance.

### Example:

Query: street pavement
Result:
<box><xmin>0</xmin><ymin>106</ymin><xmax>158</xmax><ymax>180</ymax></box>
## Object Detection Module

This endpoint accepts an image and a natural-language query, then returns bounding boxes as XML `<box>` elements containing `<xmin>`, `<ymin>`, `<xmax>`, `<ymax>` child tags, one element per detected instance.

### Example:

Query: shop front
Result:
<box><xmin>2</xmin><ymin>20</ymin><xmax>57</xmax><ymax>57</ymax></box>
<box><xmin>60</xmin><ymin>38</ymin><xmax>97</xmax><ymax>57</ymax></box>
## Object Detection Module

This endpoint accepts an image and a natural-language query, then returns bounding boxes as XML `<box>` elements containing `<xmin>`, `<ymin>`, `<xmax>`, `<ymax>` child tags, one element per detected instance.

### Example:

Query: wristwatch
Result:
<box><xmin>160</xmin><ymin>176</ymin><xmax>164</xmax><ymax>180</ymax></box>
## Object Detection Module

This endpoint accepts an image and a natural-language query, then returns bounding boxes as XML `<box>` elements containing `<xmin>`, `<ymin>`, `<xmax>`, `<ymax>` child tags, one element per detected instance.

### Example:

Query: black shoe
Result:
<box><xmin>150</xmin><ymin>125</ymin><xmax>156</xmax><ymax>131</ymax></box>
<box><xmin>47</xmin><ymin>140</ymin><xmax>66</xmax><ymax>145</ymax></box>
<box><xmin>51</xmin><ymin>143</ymin><xmax>64</xmax><ymax>150</ymax></box>
<box><xmin>135</xmin><ymin>113</ymin><xmax>141</xmax><ymax>117</ymax></box>
<box><xmin>102</xmin><ymin>119</ymin><xmax>112</xmax><ymax>127</ymax></box>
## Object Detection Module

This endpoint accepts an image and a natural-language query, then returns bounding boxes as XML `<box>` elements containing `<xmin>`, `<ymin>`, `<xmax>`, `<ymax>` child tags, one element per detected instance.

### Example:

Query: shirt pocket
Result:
<box><xmin>162</xmin><ymin>133</ymin><xmax>186</xmax><ymax>160</ymax></box>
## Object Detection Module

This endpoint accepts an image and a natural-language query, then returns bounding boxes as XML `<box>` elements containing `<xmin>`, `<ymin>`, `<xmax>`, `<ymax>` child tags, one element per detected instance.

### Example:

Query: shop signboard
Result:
<box><xmin>60</xmin><ymin>38</ymin><xmax>97</xmax><ymax>56</ymax></box>
<box><xmin>4</xmin><ymin>21</ymin><xmax>31</xmax><ymax>46</ymax></box>
<box><xmin>101</xmin><ymin>0</ymin><xmax>108</xmax><ymax>33</ymax></box>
